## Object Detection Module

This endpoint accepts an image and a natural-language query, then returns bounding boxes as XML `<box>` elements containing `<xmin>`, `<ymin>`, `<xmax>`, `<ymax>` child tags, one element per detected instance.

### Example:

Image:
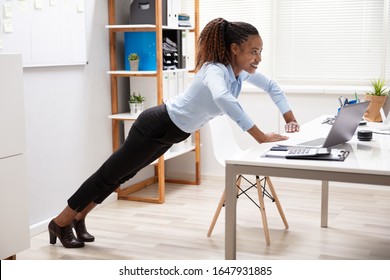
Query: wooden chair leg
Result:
<box><xmin>266</xmin><ymin>176</ymin><xmax>289</xmax><ymax>229</ymax></box>
<box><xmin>256</xmin><ymin>176</ymin><xmax>271</xmax><ymax>246</ymax></box>
<box><xmin>207</xmin><ymin>189</ymin><xmax>226</xmax><ymax>237</ymax></box>
<box><xmin>207</xmin><ymin>176</ymin><xmax>242</xmax><ymax>237</ymax></box>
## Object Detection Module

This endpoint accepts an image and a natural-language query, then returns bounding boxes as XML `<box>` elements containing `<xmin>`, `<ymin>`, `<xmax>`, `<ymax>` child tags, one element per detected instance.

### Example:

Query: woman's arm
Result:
<box><xmin>247</xmin><ymin>110</ymin><xmax>300</xmax><ymax>143</ymax></box>
<box><xmin>283</xmin><ymin>110</ymin><xmax>300</xmax><ymax>133</ymax></box>
<box><xmin>247</xmin><ymin>125</ymin><xmax>288</xmax><ymax>144</ymax></box>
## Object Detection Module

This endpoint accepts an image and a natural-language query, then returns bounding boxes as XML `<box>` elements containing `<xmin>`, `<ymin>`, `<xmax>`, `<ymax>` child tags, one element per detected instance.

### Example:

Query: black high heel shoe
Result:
<box><xmin>73</xmin><ymin>219</ymin><xmax>95</xmax><ymax>242</ymax></box>
<box><xmin>48</xmin><ymin>219</ymin><xmax>84</xmax><ymax>248</ymax></box>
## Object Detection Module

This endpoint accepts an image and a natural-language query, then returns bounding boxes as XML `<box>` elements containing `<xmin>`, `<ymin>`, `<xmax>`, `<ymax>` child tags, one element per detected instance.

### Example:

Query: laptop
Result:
<box><xmin>293</xmin><ymin>101</ymin><xmax>370</xmax><ymax>148</ymax></box>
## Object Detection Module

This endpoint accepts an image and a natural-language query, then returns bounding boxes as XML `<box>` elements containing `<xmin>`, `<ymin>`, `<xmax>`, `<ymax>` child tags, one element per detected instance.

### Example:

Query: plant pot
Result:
<box><xmin>364</xmin><ymin>94</ymin><xmax>387</xmax><ymax>122</ymax></box>
<box><xmin>129</xmin><ymin>59</ymin><xmax>139</xmax><ymax>71</ymax></box>
<box><xmin>129</xmin><ymin>101</ymin><xmax>144</xmax><ymax>115</ymax></box>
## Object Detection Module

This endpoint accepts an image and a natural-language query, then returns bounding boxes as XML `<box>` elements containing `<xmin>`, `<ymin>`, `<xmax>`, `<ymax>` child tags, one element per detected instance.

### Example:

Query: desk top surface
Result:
<box><xmin>225</xmin><ymin>116</ymin><xmax>390</xmax><ymax>176</ymax></box>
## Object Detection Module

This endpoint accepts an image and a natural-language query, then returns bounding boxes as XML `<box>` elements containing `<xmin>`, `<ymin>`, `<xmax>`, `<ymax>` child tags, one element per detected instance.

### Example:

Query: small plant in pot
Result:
<box><xmin>364</xmin><ymin>78</ymin><xmax>389</xmax><ymax>122</ymax></box>
<box><xmin>129</xmin><ymin>92</ymin><xmax>145</xmax><ymax>115</ymax></box>
<box><xmin>128</xmin><ymin>53</ymin><xmax>140</xmax><ymax>71</ymax></box>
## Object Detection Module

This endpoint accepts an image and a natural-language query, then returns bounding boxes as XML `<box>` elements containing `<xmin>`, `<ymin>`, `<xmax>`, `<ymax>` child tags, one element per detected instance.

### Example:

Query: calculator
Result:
<box><xmin>286</xmin><ymin>147</ymin><xmax>331</xmax><ymax>158</ymax></box>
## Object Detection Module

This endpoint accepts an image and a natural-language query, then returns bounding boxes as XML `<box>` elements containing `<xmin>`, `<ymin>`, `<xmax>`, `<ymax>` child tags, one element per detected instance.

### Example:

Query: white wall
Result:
<box><xmin>24</xmin><ymin>1</ymin><xmax>112</xmax><ymax>226</ymax></box>
<box><xmin>23</xmin><ymin>1</ymin><xmax>357</xmax><ymax>233</ymax></box>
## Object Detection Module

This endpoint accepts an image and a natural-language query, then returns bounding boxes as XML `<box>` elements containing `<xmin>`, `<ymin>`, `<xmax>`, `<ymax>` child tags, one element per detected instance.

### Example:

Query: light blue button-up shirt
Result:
<box><xmin>166</xmin><ymin>63</ymin><xmax>291</xmax><ymax>133</ymax></box>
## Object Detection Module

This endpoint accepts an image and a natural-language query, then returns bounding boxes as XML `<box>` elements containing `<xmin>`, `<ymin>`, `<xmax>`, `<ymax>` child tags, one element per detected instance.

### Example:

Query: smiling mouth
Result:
<box><xmin>250</xmin><ymin>63</ymin><xmax>258</xmax><ymax>69</ymax></box>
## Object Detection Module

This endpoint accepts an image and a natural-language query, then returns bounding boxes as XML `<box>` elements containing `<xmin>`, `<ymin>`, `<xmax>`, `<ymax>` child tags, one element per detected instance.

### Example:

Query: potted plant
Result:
<box><xmin>128</xmin><ymin>53</ymin><xmax>140</xmax><ymax>71</ymax></box>
<box><xmin>364</xmin><ymin>78</ymin><xmax>389</xmax><ymax>122</ymax></box>
<box><xmin>129</xmin><ymin>92</ymin><xmax>145</xmax><ymax>115</ymax></box>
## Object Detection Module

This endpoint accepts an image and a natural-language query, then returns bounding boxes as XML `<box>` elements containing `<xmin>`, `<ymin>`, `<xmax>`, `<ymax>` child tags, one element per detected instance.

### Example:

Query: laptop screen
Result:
<box><xmin>322</xmin><ymin>101</ymin><xmax>369</xmax><ymax>148</ymax></box>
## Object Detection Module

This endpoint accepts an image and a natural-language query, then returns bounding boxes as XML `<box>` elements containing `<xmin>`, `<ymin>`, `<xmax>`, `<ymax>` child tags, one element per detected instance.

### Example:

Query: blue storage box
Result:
<box><xmin>124</xmin><ymin>32</ymin><xmax>156</xmax><ymax>71</ymax></box>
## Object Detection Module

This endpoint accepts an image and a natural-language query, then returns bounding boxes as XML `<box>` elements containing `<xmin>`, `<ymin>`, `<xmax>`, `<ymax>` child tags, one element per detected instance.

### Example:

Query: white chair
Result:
<box><xmin>207</xmin><ymin>115</ymin><xmax>289</xmax><ymax>245</ymax></box>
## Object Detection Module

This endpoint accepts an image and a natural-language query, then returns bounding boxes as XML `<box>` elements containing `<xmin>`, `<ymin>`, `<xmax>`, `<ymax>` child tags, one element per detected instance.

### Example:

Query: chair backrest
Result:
<box><xmin>208</xmin><ymin>115</ymin><xmax>243</xmax><ymax>167</ymax></box>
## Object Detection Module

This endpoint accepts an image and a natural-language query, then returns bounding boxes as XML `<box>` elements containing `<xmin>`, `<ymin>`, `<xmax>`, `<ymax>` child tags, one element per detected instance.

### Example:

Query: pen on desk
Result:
<box><xmin>354</xmin><ymin>91</ymin><xmax>359</xmax><ymax>102</ymax></box>
<box><xmin>338</xmin><ymin>96</ymin><xmax>344</xmax><ymax>107</ymax></box>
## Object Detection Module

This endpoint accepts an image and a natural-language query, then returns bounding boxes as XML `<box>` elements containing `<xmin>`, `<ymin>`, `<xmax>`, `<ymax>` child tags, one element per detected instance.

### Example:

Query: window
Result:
<box><xmin>183</xmin><ymin>0</ymin><xmax>390</xmax><ymax>87</ymax></box>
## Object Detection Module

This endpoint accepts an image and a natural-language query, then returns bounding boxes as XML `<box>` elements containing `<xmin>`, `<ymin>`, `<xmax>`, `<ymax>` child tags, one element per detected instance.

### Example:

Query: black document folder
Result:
<box><xmin>285</xmin><ymin>149</ymin><xmax>350</xmax><ymax>161</ymax></box>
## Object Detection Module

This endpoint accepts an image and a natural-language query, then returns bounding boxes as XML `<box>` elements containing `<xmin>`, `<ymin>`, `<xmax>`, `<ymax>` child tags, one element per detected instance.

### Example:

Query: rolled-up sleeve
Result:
<box><xmin>246</xmin><ymin>72</ymin><xmax>291</xmax><ymax>114</ymax></box>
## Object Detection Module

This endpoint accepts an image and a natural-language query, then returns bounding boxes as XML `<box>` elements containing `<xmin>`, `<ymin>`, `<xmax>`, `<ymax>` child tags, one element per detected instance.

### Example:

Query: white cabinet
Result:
<box><xmin>0</xmin><ymin>54</ymin><xmax>29</xmax><ymax>259</ymax></box>
<box><xmin>0</xmin><ymin>57</ymin><xmax>26</xmax><ymax>158</ymax></box>
<box><xmin>0</xmin><ymin>155</ymin><xmax>29</xmax><ymax>259</ymax></box>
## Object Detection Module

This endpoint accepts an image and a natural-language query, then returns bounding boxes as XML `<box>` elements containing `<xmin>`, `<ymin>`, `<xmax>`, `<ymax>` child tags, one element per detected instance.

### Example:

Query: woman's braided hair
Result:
<box><xmin>195</xmin><ymin>18</ymin><xmax>259</xmax><ymax>70</ymax></box>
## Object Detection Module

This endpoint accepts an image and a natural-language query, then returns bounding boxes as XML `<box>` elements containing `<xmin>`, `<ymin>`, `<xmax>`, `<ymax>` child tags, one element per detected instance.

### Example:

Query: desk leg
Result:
<box><xmin>225</xmin><ymin>164</ymin><xmax>237</xmax><ymax>260</ymax></box>
<box><xmin>321</xmin><ymin>180</ymin><xmax>329</xmax><ymax>228</ymax></box>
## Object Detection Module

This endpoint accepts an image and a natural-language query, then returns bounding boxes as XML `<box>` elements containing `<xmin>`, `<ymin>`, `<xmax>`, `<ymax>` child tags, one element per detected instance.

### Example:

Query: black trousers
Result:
<box><xmin>67</xmin><ymin>104</ymin><xmax>190</xmax><ymax>212</ymax></box>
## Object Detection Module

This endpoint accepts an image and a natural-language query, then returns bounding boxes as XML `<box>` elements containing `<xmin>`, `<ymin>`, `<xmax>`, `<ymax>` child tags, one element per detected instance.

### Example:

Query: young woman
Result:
<box><xmin>48</xmin><ymin>17</ymin><xmax>300</xmax><ymax>248</ymax></box>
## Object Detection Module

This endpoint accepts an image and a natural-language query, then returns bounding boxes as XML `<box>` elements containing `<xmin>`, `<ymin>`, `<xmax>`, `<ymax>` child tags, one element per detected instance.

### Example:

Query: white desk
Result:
<box><xmin>224</xmin><ymin>116</ymin><xmax>390</xmax><ymax>260</ymax></box>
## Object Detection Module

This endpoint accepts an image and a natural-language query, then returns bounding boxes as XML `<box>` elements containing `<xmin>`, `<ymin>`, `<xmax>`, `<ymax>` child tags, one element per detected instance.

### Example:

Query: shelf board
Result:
<box><xmin>107</xmin><ymin>70</ymin><xmax>157</xmax><ymax>77</ymax></box>
<box><xmin>151</xmin><ymin>145</ymin><xmax>196</xmax><ymax>165</ymax></box>
<box><xmin>108</xmin><ymin>112</ymin><xmax>196</xmax><ymax>162</ymax></box>
<box><xmin>108</xmin><ymin>112</ymin><xmax>196</xmax><ymax>163</ymax></box>
<box><xmin>105</xmin><ymin>24</ymin><xmax>194</xmax><ymax>32</ymax></box>
<box><xmin>107</xmin><ymin>68</ymin><xmax>193</xmax><ymax>77</ymax></box>
<box><xmin>163</xmin><ymin>68</ymin><xmax>193</xmax><ymax>73</ymax></box>
<box><xmin>108</xmin><ymin>113</ymin><xmax>137</xmax><ymax>121</ymax></box>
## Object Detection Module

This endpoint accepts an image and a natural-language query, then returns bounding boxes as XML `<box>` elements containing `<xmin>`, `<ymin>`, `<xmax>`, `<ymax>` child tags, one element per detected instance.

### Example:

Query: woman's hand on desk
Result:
<box><xmin>283</xmin><ymin>111</ymin><xmax>300</xmax><ymax>133</ymax></box>
<box><xmin>247</xmin><ymin>125</ymin><xmax>289</xmax><ymax>143</ymax></box>
<box><xmin>261</xmin><ymin>132</ymin><xmax>289</xmax><ymax>143</ymax></box>
<box><xmin>285</xmin><ymin>121</ymin><xmax>300</xmax><ymax>133</ymax></box>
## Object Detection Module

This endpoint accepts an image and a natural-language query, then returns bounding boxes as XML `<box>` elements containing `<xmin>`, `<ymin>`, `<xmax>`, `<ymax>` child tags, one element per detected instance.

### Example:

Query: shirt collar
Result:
<box><xmin>227</xmin><ymin>64</ymin><xmax>242</xmax><ymax>84</ymax></box>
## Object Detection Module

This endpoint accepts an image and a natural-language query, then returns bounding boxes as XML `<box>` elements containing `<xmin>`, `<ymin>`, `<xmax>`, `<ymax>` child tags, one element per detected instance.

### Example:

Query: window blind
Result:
<box><xmin>182</xmin><ymin>0</ymin><xmax>390</xmax><ymax>86</ymax></box>
<box><xmin>182</xmin><ymin>0</ymin><xmax>273</xmax><ymax>73</ymax></box>
<box><xmin>275</xmin><ymin>0</ymin><xmax>385</xmax><ymax>85</ymax></box>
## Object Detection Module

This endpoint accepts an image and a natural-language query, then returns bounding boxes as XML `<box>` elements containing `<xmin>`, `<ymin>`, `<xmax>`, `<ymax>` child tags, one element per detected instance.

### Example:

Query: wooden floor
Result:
<box><xmin>17</xmin><ymin>177</ymin><xmax>390</xmax><ymax>260</ymax></box>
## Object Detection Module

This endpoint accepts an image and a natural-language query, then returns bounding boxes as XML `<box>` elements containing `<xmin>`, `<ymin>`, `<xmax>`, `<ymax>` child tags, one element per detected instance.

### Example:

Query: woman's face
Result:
<box><xmin>230</xmin><ymin>34</ymin><xmax>263</xmax><ymax>76</ymax></box>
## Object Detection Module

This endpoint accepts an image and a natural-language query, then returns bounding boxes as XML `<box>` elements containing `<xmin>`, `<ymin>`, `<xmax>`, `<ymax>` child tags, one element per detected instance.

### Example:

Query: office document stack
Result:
<box><xmin>163</xmin><ymin>37</ymin><xmax>179</xmax><ymax>70</ymax></box>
